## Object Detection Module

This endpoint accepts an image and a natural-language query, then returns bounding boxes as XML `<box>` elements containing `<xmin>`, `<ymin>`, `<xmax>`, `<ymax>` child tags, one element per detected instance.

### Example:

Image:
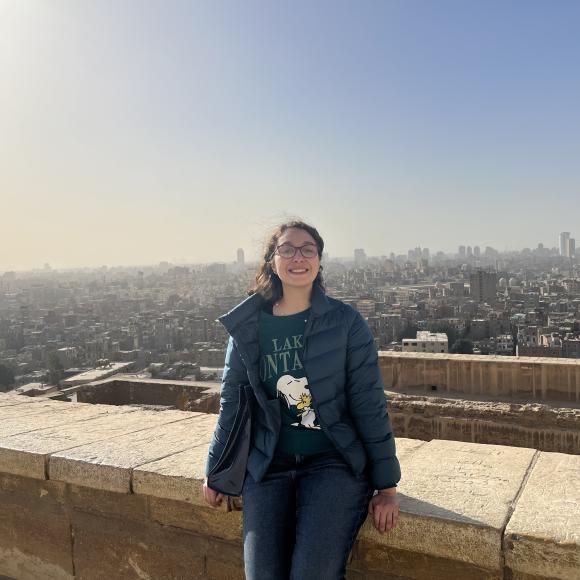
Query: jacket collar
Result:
<box><xmin>218</xmin><ymin>284</ymin><xmax>333</xmax><ymax>334</ymax></box>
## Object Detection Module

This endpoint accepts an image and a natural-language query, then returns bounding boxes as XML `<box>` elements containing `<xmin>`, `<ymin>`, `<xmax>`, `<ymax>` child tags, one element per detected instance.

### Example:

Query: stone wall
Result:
<box><xmin>69</xmin><ymin>366</ymin><xmax>580</xmax><ymax>455</ymax></box>
<box><xmin>0</xmin><ymin>393</ymin><xmax>578</xmax><ymax>580</ymax></box>
<box><xmin>387</xmin><ymin>391</ymin><xmax>580</xmax><ymax>455</ymax></box>
<box><xmin>379</xmin><ymin>352</ymin><xmax>580</xmax><ymax>403</ymax></box>
<box><xmin>72</xmin><ymin>376</ymin><xmax>220</xmax><ymax>413</ymax></box>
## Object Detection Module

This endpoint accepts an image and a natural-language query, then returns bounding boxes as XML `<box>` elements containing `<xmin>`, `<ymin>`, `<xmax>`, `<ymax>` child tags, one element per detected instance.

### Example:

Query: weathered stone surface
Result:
<box><xmin>133</xmin><ymin>440</ymin><xmax>214</xmax><ymax>505</ymax></box>
<box><xmin>359</xmin><ymin>439</ymin><xmax>537</xmax><ymax>571</ymax></box>
<box><xmin>351</xmin><ymin>539</ymin><xmax>499</xmax><ymax>580</ymax></box>
<box><xmin>387</xmin><ymin>391</ymin><xmax>580</xmax><ymax>455</ymax></box>
<box><xmin>0</xmin><ymin>408</ymin><xmax>188</xmax><ymax>479</ymax></box>
<box><xmin>205</xmin><ymin>537</ymin><xmax>244</xmax><ymax>577</ymax></box>
<box><xmin>0</xmin><ymin>477</ymin><xmax>73</xmax><ymax>580</ymax></box>
<box><xmin>0</xmin><ymin>402</ymin><xmax>137</xmax><ymax>438</ymax></box>
<box><xmin>71</xmin><ymin>510</ymin><xmax>207</xmax><ymax>579</ymax></box>
<box><xmin>504</xmin><ymin>451</ymin><xmax>580</xmax><ymax>580</ymax></box>
<box><xmin>149</xmin><ymin>497</ymin><xmax>242</xmax><ymax>540</ymax></box>
<box><xmin>49</xmin><ymin>412</ymin><xmax>216</xmax><ymax>493</ymax></box>
<box><xmin>0</xmin><ymin>472</ymin><xmax>66</xmax><ymax>507</ymax></box>
<box><xmin>0</xmin><ymin>393</ymin><xmax>38</xmax><ymax>407</ymax></box>
<box><xmin>392</xmin><ymin>437</ymin><xmax>427</xmax><ymax>460</ymax></box>
<box><xmin>380</xmin><ymin>352</ymin><xmax>580</xmax><ymax>403</ymax></box>
<box><xmin>67</xmin><ymin>483</ymin><xmax>150</xmax><ymax>523</ymax></box>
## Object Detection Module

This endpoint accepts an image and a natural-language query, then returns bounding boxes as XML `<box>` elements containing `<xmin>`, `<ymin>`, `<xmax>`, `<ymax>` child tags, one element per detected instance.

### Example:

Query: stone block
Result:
<box><xmin>71</xmin><ymin>510</ymin><xmax>207</xmax><ymax>579</ymax></box>
<box><xmin>352</xmin><ymin>539</ymin><xmax>499</xmax><ymax>579</ymax></box>
<box><xmin>0</xmin><ymin>393</ymin><xmax>38</xmax><ymax>407</ymax></box>
<box><xmin>0</xmin><ymin>402</ymin><xmax>136</xmax><ymax>438</ymax></box>
<box><xmin>0</xmin><ymin>475</ymin><xmax>74</xmax><ymax>580</ymax></box>
<box><xmin>149</xmin><ymin>497</ymin><xmax>242</xmax><ymax>540</ymax></box>
<box><xmin>359</xmin><ymin>439</ymin><xmax>536</xmax><ymax>571</ymax></box>
<box><xmin>0</xmin><ymin>407</ymin><xmax>187</xmax><ymax>480</ymax></box>
<box><xmin>50</xmin><ymin>413</ymin><xmax>216</xmax><ymax>493</ymax></box>
<box><xmin>132</xmin><ymin>431</ymin><xmax>216</xmax><ymax>505</ymax></box>
<box><xmin>204</xmin><ymin>538</ymin><xmax>245</xmax><ymax>580</ymax></box>
<box><xmin>505</xmin><ymin>451</ymin><xmax>580</xmax><ymax>580</ymax></box>
<box><xmin>67</xmin><ymin>483</ymin><xmax>150</xmax><ymax>522</ymax></box>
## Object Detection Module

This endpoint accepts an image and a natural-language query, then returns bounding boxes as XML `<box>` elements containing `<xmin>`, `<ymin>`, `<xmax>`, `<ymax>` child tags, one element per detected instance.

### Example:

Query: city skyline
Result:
<box><xmin>2</xmin><ymin>1</ymin><xmax>579</xmax><ymax>271</ymax></box>
<box><xmin>2</xmin><ymin>231</ymin><xmax>576</xmax><ymax>274</ymax></box>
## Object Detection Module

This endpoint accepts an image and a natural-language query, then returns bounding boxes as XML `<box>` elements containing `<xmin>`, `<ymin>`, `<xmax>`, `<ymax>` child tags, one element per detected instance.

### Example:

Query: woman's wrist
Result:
<box><xmin>377</xmin><ymin>487</ymin><xmax>397</xmax><ymax>496</ymax></box>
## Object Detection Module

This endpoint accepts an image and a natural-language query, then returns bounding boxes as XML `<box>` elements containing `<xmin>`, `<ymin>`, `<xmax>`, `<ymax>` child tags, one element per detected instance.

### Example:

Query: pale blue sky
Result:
<box><xmin>1</xmin><ymin>0</ymin><xmax>579</xmax><ymax>270</ymax></box>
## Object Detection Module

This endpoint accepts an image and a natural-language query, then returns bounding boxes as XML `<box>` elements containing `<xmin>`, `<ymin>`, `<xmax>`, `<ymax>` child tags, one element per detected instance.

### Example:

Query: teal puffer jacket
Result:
<box><xmin>205</xmin><ymin>284</ymin><xmax>401</xmax><ymax>490</ymax></box>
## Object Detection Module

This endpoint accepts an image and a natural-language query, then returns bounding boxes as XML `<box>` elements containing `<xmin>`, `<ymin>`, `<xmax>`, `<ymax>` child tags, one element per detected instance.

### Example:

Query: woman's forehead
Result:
<box><xmin>278</xmin><ymin>228</ymin><xmax>316</xmax><ymax>245</ymax></box>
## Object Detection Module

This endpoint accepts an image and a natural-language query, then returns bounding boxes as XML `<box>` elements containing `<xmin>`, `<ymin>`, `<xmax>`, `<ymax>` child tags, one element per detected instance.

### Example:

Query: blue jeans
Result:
<box><xmin>242</xmin><ymin>449</ymin><xmax>373</xmax><ymax>580</ymax></box>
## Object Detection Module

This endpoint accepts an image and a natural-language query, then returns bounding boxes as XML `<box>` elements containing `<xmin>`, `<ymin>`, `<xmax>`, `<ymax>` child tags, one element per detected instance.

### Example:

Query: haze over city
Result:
<box><xmin>1</xmin><ymin>0</ymin><xmax>579</xmax><ymax>271</ymax></box>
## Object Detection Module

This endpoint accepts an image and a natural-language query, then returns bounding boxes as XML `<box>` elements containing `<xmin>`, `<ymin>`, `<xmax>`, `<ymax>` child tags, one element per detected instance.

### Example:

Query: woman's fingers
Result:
<box><xmin>379</xmin><ymin>507</ymin><xmax>388</xmax><ymax>532</ymax></box>
<box><xmin>386</xmin><ymin>510</ymin><xmax>394</xmax><ymax>532</ymax></box>
<box><xmin>203</xmin><ymin>483</ymin><xmax>225</xmax><ymax>508</ymax></box>
<box><xmin>370</xmin><ymin>497</ymin><xmax>400</xmax><ymax>533</ymax></box>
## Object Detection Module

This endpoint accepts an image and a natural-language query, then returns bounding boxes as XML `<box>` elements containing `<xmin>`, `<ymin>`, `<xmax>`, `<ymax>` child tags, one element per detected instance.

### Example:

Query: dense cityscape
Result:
<box><xmin>1</xmin><ymin>231</ymin><xmax>579</xmax><ymax>395</ymax></box>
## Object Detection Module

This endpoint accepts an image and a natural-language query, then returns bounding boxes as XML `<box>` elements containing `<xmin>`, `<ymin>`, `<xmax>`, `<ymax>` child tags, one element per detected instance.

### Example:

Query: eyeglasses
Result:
<box><xmin>273</xmin><ymin>244</ymin><xmax>319</xmax><ymax>259</ymax></box>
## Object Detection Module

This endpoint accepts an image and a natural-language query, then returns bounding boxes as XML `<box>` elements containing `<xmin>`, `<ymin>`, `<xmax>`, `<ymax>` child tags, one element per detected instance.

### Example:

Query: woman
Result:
<box><xmin>204</xmin><ymin>220</ymin><xmax>401</xmax><ymax>579</ymax></box>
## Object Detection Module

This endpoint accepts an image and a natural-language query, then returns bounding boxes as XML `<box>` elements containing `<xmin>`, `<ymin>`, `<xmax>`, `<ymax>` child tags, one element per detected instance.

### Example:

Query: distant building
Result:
<box><xmin>403</xmin><ymin>331</ymin><xmax>448</xmax><ymax>353</ymax></box>
<box><xmin>559</xmin><ymin>232</ymin><xmax>571</xmax><ymax>257</ymax></box>
<box><xmin>469</xmin><ymin>270</ymin><xmax>498</xmax><ymax>303</ymax></box>
<box><xmin>356</xmin><ymin>299</ymin><xmax>376</xmax><ymax>318</ymax></box>
<box><xmin>354</xmin><ymin>249</ymin><xmax>367</xmax><ymax>267</ymax></box>
<box><xmin>458</xmin><ymin>246</ymin><xmax>466</xmax><ymax>259</ymax></box>
<box><xmin>237</xmin><ymin>248</ymin><xmax>245</xmax><ymax>266</ymax></box>
<box><xmin>496</xmin><ymin>335</ymin><xmax>514</xmax><ymax>354</ymax></box>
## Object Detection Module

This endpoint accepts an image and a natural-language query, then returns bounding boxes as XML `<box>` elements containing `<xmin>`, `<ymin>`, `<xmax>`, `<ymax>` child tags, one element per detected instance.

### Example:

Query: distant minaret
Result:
<box><xmin>237</xmin><ymin>248</ymin><xmax>245</xmax><ymax>266</ymax></box>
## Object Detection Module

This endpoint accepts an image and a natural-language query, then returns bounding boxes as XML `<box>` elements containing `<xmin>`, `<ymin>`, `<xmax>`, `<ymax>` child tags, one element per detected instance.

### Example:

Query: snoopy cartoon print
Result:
<box><xmin>276</xmin><ymin>375</ymin><xmax>321</xmax><ymax>429</ymax></box>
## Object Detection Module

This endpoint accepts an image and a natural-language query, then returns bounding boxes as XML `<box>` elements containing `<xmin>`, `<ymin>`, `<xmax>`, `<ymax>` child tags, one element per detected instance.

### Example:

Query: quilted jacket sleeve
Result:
<box><xmin>345</xmin><ymin>309</ymin><xmax>401</xmax><ymax>490</ymax></box>
<box><xmin>205</xmin><ymin>335</ymin><xmax>249</xmax><ymax>477</ymax></box>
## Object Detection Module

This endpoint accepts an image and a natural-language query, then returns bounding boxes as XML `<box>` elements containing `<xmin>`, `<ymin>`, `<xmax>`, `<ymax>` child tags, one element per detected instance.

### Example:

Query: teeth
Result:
<box><xmin>290</xmin><ymin>269</ymin><xmax>307</xmax><ymax>273</ymax></box>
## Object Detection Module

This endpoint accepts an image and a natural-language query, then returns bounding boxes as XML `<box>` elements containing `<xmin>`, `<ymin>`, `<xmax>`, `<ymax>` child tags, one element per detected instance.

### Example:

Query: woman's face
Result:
<box><xmin>271</xmin><ymin>227</ymin><xmax>320</xmax><ymax>291</ymax></box>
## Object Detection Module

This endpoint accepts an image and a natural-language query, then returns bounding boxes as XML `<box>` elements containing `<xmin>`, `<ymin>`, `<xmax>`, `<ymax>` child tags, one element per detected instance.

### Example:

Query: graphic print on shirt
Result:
<box><xmin>259</xmin><ymin>331</ymin><xmax>322</xmax><ymax>430</ymax></box>
<box><xmin>276</xmin><ymin>375</ymin><xmax>320</xmax><ymax>429</ymax></box>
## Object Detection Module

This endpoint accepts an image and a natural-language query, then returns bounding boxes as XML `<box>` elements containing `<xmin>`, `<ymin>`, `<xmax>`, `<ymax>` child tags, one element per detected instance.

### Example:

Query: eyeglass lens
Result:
<box><xmin>277</xmin><ymin>244</ymin><xmax>318</xmax><ymax>258</ymax></box>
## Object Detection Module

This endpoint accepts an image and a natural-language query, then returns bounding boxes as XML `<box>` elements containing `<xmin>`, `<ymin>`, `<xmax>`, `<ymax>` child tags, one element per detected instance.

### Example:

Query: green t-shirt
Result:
<box><xmin>258</xmin><ymin>303</ymin><xmax>334</xmax><ymax>455</ymax></box>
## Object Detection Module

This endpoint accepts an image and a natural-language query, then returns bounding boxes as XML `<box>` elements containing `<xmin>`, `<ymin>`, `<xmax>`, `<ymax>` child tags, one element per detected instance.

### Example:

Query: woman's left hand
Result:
<box><xmin>368</xmin><ymin>492</ymin><xmax>400</xmax><ymax>533</ymax></box>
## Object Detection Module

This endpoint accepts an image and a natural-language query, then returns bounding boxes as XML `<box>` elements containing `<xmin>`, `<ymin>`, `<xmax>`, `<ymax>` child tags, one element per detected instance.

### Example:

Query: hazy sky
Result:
<box><xmin>1</xmin><ymin>0</ymin><xmax>579</xmax><ymax>271</ymax></box>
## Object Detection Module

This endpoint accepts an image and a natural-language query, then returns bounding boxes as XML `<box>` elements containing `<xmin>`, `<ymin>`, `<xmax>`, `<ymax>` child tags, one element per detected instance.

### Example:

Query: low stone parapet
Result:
<box><xmin>380</xmin><ymin>352</ymin><xmax>580</xmax><ymax>403</ymax></box>
<box><xmin>0</xmin><ymin>393</ymin><xmax>578</xmax><ymax>579</ymax></box>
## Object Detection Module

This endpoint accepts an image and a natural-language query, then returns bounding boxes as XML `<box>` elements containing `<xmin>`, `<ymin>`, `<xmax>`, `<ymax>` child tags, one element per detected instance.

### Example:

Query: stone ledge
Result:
<box><xmin>0</xmin><ymin>392</ymin><xmax>579</xmax><ymax>579</ymax></box>
<box><xmin>505</xmin><ymin>451</ymin><xmax>580</xmax><ymax>579</ymax></box>
<box><xmin>360</xmin><ymin>440</ymin><xmax>537</xmax><ymax>570</ymax></box>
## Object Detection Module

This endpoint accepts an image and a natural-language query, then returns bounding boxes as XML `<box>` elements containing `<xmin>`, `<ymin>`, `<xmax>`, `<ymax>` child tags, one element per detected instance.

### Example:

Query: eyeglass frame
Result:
<box><xmin>270</xmin><ymin>243</ymin><xmax>319</xmax><ymax>259</ymax></box>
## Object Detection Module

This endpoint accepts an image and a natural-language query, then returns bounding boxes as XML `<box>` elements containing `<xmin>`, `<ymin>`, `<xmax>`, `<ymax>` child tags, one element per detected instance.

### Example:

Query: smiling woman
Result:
<box><xmin>204</xmin><ymin>219</ymin><xmax>401</xmax><ymax>579</ymax></box>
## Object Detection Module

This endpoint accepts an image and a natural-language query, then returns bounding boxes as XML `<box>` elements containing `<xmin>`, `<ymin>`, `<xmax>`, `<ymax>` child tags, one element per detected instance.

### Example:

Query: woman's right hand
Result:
<box><xmin>203</xmin><ymin>478</ymin><xmax>225</xmax><ymax>508</ymax></box>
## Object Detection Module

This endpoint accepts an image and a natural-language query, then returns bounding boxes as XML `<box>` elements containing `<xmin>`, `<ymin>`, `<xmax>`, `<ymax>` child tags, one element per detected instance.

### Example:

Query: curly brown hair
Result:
<box><xmin>248</xmin><ymin>220</ymin><xmax>326</xmax><ymax>301</ymax></box>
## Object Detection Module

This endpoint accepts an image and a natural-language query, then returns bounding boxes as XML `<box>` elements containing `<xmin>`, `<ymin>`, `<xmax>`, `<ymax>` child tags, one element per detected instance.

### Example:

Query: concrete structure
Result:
<box><xmin>0</xmin><ymin>392</ymin><xmax>578</xmax><ymax>580</ymax></box>
<box><xmin>12</xmin><ymin>382</ymin><xmax>59</xmax><ymax>398</ymax></box>
<box><xmin>496</xmin><ymin>334</ymin><xmax>514</xmax><ymax>354</ymax></box>
<box><xmin>403</xmin><ymin>331</ymin><xmax>448</xmax><ymax>353</ymax></box>
<box><xmin>470</xmin><ymin>270</ymin><xmax>498</xmax><ymax>303</ymax></box>
<box><xmin>560</xmin><ymin>232</ymin><xmax>571</xmax><ymax>257</ymax></box>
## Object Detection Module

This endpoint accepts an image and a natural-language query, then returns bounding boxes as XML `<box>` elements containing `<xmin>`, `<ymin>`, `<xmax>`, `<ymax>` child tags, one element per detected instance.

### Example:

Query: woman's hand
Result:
<box><xmin>203</xmin><ymin>478</ymin><xmax>225</xmax><ymax>508</ymax></box>
<box><xmin>368</xmin><ymin>490</ymin><xmax>400</xmax><ymax>533</ymax></box>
